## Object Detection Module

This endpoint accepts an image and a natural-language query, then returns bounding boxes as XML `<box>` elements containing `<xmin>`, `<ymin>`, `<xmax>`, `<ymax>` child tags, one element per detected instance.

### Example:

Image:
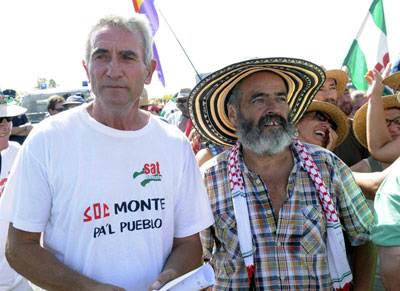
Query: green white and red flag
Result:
<box><xmin>343</xmin><ymin>0</ymin><xmax>389</xmax><ymax>91</ymax></box>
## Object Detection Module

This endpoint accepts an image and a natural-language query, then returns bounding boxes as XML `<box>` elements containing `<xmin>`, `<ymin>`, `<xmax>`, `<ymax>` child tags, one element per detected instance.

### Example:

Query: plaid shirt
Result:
<box><xmin>201</xmin><ymin>143</ymin><xmax>374</xmax><ymax>290</ymax></box>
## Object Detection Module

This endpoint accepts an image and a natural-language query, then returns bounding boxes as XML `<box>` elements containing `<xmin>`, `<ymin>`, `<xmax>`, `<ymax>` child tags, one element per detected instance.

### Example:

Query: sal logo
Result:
<box><xmin>133</xmin><ymin>162</ymin><xmax>162</xmax><ymax>187</ymax></box>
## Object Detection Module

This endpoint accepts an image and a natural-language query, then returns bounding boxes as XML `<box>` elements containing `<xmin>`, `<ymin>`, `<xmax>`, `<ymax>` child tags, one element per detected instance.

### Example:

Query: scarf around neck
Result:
<box><xmin>228</xmin><ymin>138</ymin><xmax>352</xmax><ymax>290</ymax></box>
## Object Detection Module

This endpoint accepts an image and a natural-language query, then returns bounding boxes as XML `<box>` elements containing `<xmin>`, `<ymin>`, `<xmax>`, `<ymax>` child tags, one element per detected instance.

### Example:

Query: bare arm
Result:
<box><xmin>352</xmin><ymin>171</ymin><xmax>387</xmax><ymax>200</ymax></box>
<box><xmin>352</xmin><ymin>241</ymin><xmax>378</xmax><ymax>291</ymax></box>
<box><xmin>11</xmin><ymin>123</ymin><xmax>33</xmax><ymax>136</ymax></box>
<box><xmin>365</xmin><ymin>66</ymin><xmax>399</xmax><ymax>163</ymax></box>
<box><xmin>148</xmin><ymin>233</ymin><xmax>203</xmax><ymax>290</ymax></box>
<box><xmin>196</xmin><ymin>149</ymin><xmax>213</xmax><ymax>168</ymax></box>
<box><xmin>379</xmin><ymin>246</ymin><xmax>400</xmax><ymax>291</ymax></box>
<box><xmin>351</xmin><ymin>160</ymin><xmax>381</xmax><ymax>199</ymax></box>
<box><xmin>6</xmin><ymin>224</ymin><xmax>125</xmax><ymax>291</ymax></box>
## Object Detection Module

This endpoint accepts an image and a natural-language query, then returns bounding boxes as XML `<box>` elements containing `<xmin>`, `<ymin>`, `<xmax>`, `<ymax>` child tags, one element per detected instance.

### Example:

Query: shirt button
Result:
<box><xmin>280</xmin><ymin>276</ymin><xmax>286</xmax><ymax>281</ymax></box>
<box><xmin>266</xmin><ymin>210</ymin><xmax>272</xmax><ymax>215</ymax></box>
<box><xmin>255</xmin><ymin>178</ymin><xmax>262</xmax><ymax>184</ymax></box>
<box><xmin>276</xmin><ymin>241</ymin><xmax>281</xmax><ymax>247</ymax></box>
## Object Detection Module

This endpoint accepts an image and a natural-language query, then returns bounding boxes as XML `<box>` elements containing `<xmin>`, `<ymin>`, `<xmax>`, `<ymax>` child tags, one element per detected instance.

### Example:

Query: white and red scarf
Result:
<box><xmin>228</xmin><ymin>138</ymin><xmax>352</xmax><ymax>290</ymax></box>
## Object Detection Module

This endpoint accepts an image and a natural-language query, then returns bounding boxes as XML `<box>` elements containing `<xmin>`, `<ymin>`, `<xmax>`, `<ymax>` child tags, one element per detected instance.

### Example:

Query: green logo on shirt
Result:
<box><xmin>133</xmin><ymin>162</ymin><xmax>162</xmax><ymax>187</ymax></box>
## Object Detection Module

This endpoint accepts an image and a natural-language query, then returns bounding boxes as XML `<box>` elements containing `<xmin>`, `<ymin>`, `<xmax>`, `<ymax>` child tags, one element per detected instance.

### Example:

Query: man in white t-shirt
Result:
<box><xmin>1</xmin><ymin>14</ymin><xmax>213</xmax><ymax>291</ymax></box>
<box><xmin>0</xmin><ymin>96</ymin><xmax>32</xmax><ymax>291</ymax></box>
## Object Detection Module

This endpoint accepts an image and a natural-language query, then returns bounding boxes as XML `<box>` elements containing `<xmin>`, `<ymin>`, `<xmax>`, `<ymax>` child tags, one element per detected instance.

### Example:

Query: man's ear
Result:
<box><xmin>227</xmin><ymin>104</ymin><xmax>237</xmax><ymax>125</ymax></box>
<box><xmin>145</xmin><ymin>59</ymin><xmax>157</xmax><ymax>85</ymax></box>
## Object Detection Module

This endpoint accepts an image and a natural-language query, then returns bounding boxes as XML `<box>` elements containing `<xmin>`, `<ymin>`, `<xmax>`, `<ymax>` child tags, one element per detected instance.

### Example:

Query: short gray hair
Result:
<box><xmin>227</xmin><ymin>81</ymin><xmax>243</xmax><ymax>111</ymax></box>
<box><xmin>85</xmin><ymin>14</ymin><xmax>154</xmax><ymax>67</ymax></box>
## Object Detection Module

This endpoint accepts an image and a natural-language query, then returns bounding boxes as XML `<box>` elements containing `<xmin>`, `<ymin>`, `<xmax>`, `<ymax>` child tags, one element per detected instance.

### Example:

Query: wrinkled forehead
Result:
<box><xmin>384</xmin><ymin>107</ymin><xmax>400</xmax><ymax>118</ymax></box>
<box><xmin>90</xmin><ymin>25</ymin><xmax>144</xmax><ymax>51</ymax></box>
<box><xmin>323</xmin><ymin>78</ymin><xmax>337</xmax><ymax>88</ymax></box>
<box><xmin>238</xmin><ymin>71</ymin><xmax>289</xmax><ymax>93</ymax></box>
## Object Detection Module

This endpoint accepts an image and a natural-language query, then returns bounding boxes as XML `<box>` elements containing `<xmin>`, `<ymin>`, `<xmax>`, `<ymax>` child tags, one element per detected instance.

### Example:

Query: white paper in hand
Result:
<box><xmin>155</xmin><ymin>264</ymin><xmax>215</xmax><ymax>291</ymax></box>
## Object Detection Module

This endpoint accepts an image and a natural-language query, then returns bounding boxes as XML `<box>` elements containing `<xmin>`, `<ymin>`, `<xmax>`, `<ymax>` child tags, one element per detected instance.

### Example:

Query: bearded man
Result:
<box><xmin>189</xmin><ymin>58</ymin><xmax>374</xmax><ymax>291</ymax></box>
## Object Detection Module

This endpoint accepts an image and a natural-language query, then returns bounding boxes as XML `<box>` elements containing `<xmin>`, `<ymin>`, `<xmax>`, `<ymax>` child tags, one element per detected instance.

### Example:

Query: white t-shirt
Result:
<box><xmin>0</xmin><ymin>142</ymin><xmax>32</xmax><ymax>291</ymax></box>
<box><xmin>0</xmin><ymin>105</ymin><xmax>214</xmax><ymax>291</ymax></box>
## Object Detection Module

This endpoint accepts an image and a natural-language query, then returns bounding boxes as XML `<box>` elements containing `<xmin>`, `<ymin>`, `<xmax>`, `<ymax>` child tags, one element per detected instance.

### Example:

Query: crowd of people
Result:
<box><xmin>0</xmin><ymin>12</ymin><xmax>399</xmax><ymax>291</ymax></box>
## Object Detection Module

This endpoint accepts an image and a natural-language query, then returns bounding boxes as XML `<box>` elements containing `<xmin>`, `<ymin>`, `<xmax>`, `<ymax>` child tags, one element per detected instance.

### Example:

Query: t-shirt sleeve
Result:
<box><xmin>373</xmin><ymin>163</ymin><xmax>400</xmax><ymax>246</ymax></box>
<box><xmin>0</xmin><ymin>129</ymin><xmax>52</xmax><ymax>233</ymax></box>
<box><xmin>173</xmin><ymin>139</ymin><xmax>214</xmax><ymax>238</ymax></box>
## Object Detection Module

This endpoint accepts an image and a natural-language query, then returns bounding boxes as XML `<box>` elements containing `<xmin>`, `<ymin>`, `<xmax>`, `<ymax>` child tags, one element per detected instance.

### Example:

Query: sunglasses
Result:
<box><xmin>386</xmin><ymin>116</ymin><xmax>400</xmax><ymax>127</ymax></box>
<box><xmin>0</xmin><ymin>116</ymin><xmax>13</xmax><ymax>123</ymax></box>
<box><xmin>176</xmin><ymin>98</ymin><xmax>188</xmax><ymax>104</ymax></box>
<box><xmin>307</xmin><ymin>111</ymin><xmax>337</xmax><ymax>130</ymax></box>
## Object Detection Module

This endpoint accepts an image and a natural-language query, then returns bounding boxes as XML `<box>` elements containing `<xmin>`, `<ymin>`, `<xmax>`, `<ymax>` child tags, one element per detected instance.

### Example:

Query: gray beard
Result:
<box><xmin>236</xmin><ymin>111</ymin><xmax>296</xmax><ymax>156</ymax></box>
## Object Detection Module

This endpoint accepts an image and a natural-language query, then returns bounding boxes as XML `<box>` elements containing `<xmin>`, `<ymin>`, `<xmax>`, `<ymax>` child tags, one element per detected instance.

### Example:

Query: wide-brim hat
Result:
<box><xmin>382</xmin><ymin>71</ymin><xmax>400</xmax><ymax>87</ymax></box>
<box><xmin>0</xmin><ymin>96</ymin><xmax>27</xmax><ymax>117</ymax></box>
<box><xmin>325</xmin><ymin>69</ymin><xmax>348</xmax><ymax>98</ymax></box>
<box><xmin>304</xmin><ymin>100</ymin><xmax>350</xmax><ymax>148</ymax></box>
<box><xmin>188</xmin><ymin>57</ymin><xmax>326</xmax><ymax>146</ymax></box>
<box><xmin>353</xmin><ymin>95</ymin><xmax>400</xmax><ymax>148</ymax></box>
<box><xmin>63</xmin><ymin>95</ymin><xmax>85</xmax><ymax>106</ymax></box>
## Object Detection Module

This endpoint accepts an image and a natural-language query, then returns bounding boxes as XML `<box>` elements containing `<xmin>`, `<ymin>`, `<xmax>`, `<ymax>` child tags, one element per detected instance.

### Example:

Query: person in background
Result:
<box><xmin>167</xmin><ymin>88</ymin><xmax>191</xmax><ymax>133</ymax></box>
<box><xmin>350</xmin><ymin>90</ymin><xmax>368</xmax><ymax>118</ymax></box>
<box><xmin>2</xmin><ymin>14</ymin><xmax>213</xmax><ymax>291</ymax></box>
<box><xmin>365</xmin><ymin>65</ymin><xmax>400</xmax><ymax>163</ymax></box>
<box><xmin>337</xmin><ymin>88</ymin><xmax>354</xmax><ymax>117</ymax></box>
<box><xmin>312</xmin><ymin>70</ymin><xmax>369</xmax><ymax>167</ymax></box>
<box><xmin>0</xmin><ymin>95</ymin><xmax>33</xmax><ymax>291</ymax></box>
<box><xmin>62</xmin><ymin>95</ymin><xmax>85</xmax><ymax>110</ymax></box>
<box><xmin>296</xmin><ymin>100</ymin><xmax>350</xmax><ymax>152</ymax></box>
<box><xmin>382</xmin><ymin>56</ymin><xmax>400</xmax><ymax>94</ymax></box>
<box><xmin>148</xmin><ymin>105</ymin><xmax>161</xmax><ymax>115</ymax></box>
<box><xmin>2</xmin><ymin>89</ymin><xmax>33</xmax><ymax>145</ymax></box>
<box><xmin>139</xmin><ymin>88</ymin><xmax>150</xmax><ymax>111</ymax></box>
<box><xmin>46</xmin><ymin>95</ymin><xmax>66</xmax><ymax>116</ymax></box>
<box><xmin>372</xmin><ymin>156</ymin><xmax>400</xmax><ymax>291</ymax></box>
<box><xmin>350</xmin><ymin>93</ymin><xmax>400</xmax><ymax>291</ymax></box>
<box><xmin>352</xmin><ymin>94</ymin><xmax>400</xmax><ymax>175</ymax></box>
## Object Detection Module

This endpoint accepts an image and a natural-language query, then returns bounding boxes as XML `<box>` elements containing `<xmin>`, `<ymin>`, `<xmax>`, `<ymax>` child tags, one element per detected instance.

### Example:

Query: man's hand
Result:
<box><xmin>147</xmin><ymin>234</ymin><xmax>203</xmax><ymax>291</ymax></box>
<box><xmin>365</xmin><ymin>64</ymin><xmax>391</xmax><ymax>98</ymax></box>
<box><xmin>148</xmin><ymin>269</ymin><xmax>177</xmax><ymax>290</ymax></box>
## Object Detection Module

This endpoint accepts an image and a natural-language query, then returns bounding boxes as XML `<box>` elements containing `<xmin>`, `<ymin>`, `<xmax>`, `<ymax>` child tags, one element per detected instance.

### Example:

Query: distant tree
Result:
<box><xmin>35</xmin><ymin>77</ymin><xmax>47</xmax><ymax>89</ymax></box>
<box><xmin>48</xmin><ymin>79</ymin><xmax>57</xmax><ymax>88</ymax></box>
<box><xmin>161</xmin><ymin>94</ymin><xmax>173</xmax><ymax>103</ymax></box>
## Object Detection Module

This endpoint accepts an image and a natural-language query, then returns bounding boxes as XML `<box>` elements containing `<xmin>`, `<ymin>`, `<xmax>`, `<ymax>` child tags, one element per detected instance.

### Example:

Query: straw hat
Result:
<box><xmin>139</xmin><ymin>88</ymin><xmax>149</xmax><ymax>107</ymax></box>
<box><xmin>325</xmin><ymin>69</ymin><xmax>349</xmax><ymax>98</ymax></box>
<box><xmin>353</xmin><ymin>95</ymin><xmax>400</xmax><ymax>148</ymax></box>
<box><xmin>0</xmin><ymin>95</ymin><xmax>27</xmax><ymax>117</ymax></box>
<box><xmin>382</xmin><ymin>71</ymin><xmax>400</xmax><ymax>87</ymax></box>
<box><xmin>188</xmin><ymin>57</ymin><xmax>326</xmax><ymax>146</ymax></box>
<box><xmin>304</xmin><ymin>100</ymin><xmax>350</xmax><ymax>148</ymax></box>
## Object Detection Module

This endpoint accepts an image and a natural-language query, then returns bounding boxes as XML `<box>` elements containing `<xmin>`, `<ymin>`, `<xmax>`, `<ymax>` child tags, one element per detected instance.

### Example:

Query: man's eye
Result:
<box><xmin>94</xmin><ymin>55</ymin><xmax>105</xmax><ymax>60</ymax></box>
<box><xmin>252</xmin><ymin>98</ymin><xmax>264</xmax><ymax>104</ymax></box>
<box><xmin>122</xmin><ymin>55</ymin><xmax>135</xmax><ymax>61</ymax></box>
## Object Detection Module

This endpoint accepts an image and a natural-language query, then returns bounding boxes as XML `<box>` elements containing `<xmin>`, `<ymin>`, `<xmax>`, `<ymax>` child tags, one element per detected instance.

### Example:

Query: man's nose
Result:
<box><xmin>106</xmin><ymin>58</ymin><xmax>122</xmax><ymax>79</ymax></box>
<box><xmin>263</xmin><ymin>99</ymin><xmax>281</xmax><ymax>115</ymax></box>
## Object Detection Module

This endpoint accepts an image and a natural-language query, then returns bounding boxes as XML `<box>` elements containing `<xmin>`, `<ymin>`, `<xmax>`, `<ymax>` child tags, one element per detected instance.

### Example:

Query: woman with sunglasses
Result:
<box><xmin>352</xmin><ymin>94</ymin><xmax>400</xmax><ymax>174</ymax></box>
<box><xmin>0</xmin><ymin>95</ymin><xmax>33</xmax><ymax>290</ymax></box>
<box><xmin>295</xmin><ymin>100</ymin><xmax>350</xmax><ymax>152</ymax></box>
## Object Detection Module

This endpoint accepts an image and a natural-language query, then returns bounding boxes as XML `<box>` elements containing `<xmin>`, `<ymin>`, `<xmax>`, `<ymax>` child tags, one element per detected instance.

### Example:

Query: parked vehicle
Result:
<box><xmin>20</xmin><ymin>87</ymin><xmax>91</xmax><ymax>123</ymax></box>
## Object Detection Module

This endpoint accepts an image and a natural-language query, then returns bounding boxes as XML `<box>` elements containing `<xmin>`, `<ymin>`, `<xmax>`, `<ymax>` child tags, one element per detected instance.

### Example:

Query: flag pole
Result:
<box><xmin>155</xmin><ymin>5</ymin><xmax>203</xmax><ymax>82</ymax></box>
